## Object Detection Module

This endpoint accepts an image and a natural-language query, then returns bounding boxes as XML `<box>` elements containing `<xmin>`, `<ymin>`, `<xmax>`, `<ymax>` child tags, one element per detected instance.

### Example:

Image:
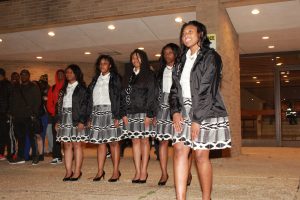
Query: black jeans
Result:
<box><xmin>0</xmin><ymin>115</ymin><xmax>13</xmax><ymax>156</ymax></box>
<box><xmin>14</xmin><ymin>118</ymin><xmax>38</xmax><ymax>159</ymax></box>
<box><xmin>51</xmin><ymin>116</ymin><xmax>62</xmax><ymax>159</ymax></box>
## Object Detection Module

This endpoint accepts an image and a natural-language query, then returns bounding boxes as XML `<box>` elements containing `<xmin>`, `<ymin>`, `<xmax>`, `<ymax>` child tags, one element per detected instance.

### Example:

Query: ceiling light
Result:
<box><xmin>155</xmin><ymin>54</ymin><xmax>161</xmax><ymax>57</ymax></box>
<box><xmin>138</xmin><ymin>47</ymin><xmax>144</xmax><ymax>50</ymax></box>
<box><xmin>285</xmin><ymin>80</ymin><xmax>290</xmax><ymax>83</ymax></box>
<box><xmin>0</xmin><ymin>39</ymin><xmax>2</xmax><ymax>42</ymax></box>
<box><xmin>251</xmin><ymin>98</ymin><xmax>254</xmax><ymax>101</ymax></box>
<box><xmin>108</xmin><ymin>25</ymin><xmax>116</xmax><ymax>30</ymax></box>
<box><xmin>252</xmin><ymin>76</ymin><xmax>257</xmax><ymax>79</ymax></box>
<box><xmin>268</xmin><ymin>45</ymin><xmax>275</xmax><ymax>49</ymax></box>
<box><xmin>36</xmin><ymin>56</ymin><xmax>43</xmax><ymax>59</ymax></box>
<box><xmin>283</xmin><ymin>75</ymin><xmax>288</xmax><ymax>78</ymax></box>
<box><xmin>251</xmin><ymin>9</ymin><xmax>260</xmax><ymax>15</ymax></box>
<box><xmin>262</xmin><ymin>36</ymin><xmax>269</xmax><ymax>40</ymax></box>
<box><xmin>280</xmin><ymin>72</ymin><xmax>285</xmax><ymax>75</ymax></box>
<box><xmin>256</xmin><ymin>81</ymin><xmax>260</xmax><ymax>84</ymax></box>
<box><xmin>276</xmin><ymin>56</ymin><xmax>280</xmax><ymax>59</ymax></box>
<box><xmin>48</xmin><ymin>31</ymin><xmax>55</xmax><ymax>37</ymax></box>
<box><xmin>175</xmin><ymin>17</ymin><xmax>183</xmax><ymax>23</ymax></box>
<box><xmin>84</xmin><ymin>52</ymin><xmax>91</xmax><ymax>55</ymax></box>
<box><xmin>271</xmin><ymin>58</ymin><xmax>274</xmax><ymax>61</ymax></box>
<box><xmin>276</xmin><ymin>63</ymin><xmax>283</xmax><ymax>66</ymax></box>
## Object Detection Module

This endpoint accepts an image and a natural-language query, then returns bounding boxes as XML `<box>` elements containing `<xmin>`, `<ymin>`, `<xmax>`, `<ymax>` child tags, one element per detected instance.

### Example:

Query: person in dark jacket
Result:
<box><xmin>10</xmin><ymin>69</ymin><xmax>41</xmax><ymax>165</ymax></box>
<box><xmin>47</xmin><ymin>69</ymin><xmax>65</xmax><ymax>164</ymax></box>
<box><xmin>0</xmin><ymin>68</ymin><xmax>14</xmax><ymax>161</ymax></box>
<box><xmin>121</xmin><ymin>49</ymin><xmax>157</xmax><ymax>184</ymax></box>
<box><xmin>87</xmin><ymin>55</ymin><xmax>124</xmax><ymax>182</ymax></box>
<box><xmin>55</xmin><ymin>64</ymin><xmax>88</xmax><ymax>181</ymax></box>
<box><xmin>169</xmin><ymin>21</ymin><xmax>231</xmax><ymax>200</ymax></box>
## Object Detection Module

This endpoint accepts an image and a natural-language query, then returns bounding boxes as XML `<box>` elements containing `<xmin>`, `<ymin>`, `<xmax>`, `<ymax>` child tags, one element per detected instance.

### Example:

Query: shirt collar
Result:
<box><xmin>186</xmin><ymin>48</ymin><xmax>200</xmax><ymax>61</ymax></box>
<box><xmin>100</xmin><ymin>72</ymin><xmax>110</xmax><ymax>79</ymax></box>
<box><xmin>166</xmin><ymin>65</ymin><xmax>173</xmax><ymax>70</ymax></box>
<box><xmin>133</xmin><ymin>67</ymin><xmax>140</xmax><ymax>75</ymax></box>
<box><xmin>67</xmin><ymin>81</ymin><xmax>78</xmax><ymax>88</ymax></box>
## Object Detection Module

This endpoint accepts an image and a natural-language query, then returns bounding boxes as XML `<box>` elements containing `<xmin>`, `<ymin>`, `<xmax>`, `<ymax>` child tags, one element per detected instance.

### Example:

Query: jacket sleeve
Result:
<box><xmin>111</xmin><ymin>75</ymin><xmax>122</xmax><ymax>120</ymax></box>
<box><xmin>169</xmin><ymin>65</ymin><xmax>182</xmax><ymax>118</ymax></box>
<box><xmin>46</xmin><ymin>87</ymin><xmax>55</xmax><ymax>116</ymax></box>
<box><xmin>32</xmin><ymin>84</ymin><xmax>41</xmax><ymax>117</ymax></box>
<box><xmin>192</xmin><ymin>52</ymin><xmax>221</xmax><ymax>124</ymax></box>
<box><xmin>79</xmin><ymin>87</ymin><xmax>88</xmax><ymax>124</ymax></box>
<box><xmin>146</xmin><ymin>72</ymin><xmax>157</xmax><ymax>118</ymax></box>
<box><xmin>86</xmin><ymin>83</ymin><xmax>93</xmax><ymax>121</ymax></box>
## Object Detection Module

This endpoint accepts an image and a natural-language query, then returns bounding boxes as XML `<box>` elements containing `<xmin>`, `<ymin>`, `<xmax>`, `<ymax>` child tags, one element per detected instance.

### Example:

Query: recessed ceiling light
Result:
<box><xmin>252</xmin><ymin>76</ymin><xmax>257</xmax><ymax>79</ymax></box>
<box><xmin>175</xmin><ymin>17</ymin><xmax>183</xmax><ymax>23</ymax></box>
<box><xmin>108</xmin><ymin>25</ymin><xmax>116</xmax><ymax>30</ymax></box>
<box><xmin>276</xmin><ymin>63</ymin><xmax>283</xmax><ymax>66</ymax></box>
<box><xmin>276</xmin><ymin>56</ymin><xmax>280</xmax><ymax>59</ymax></box>
<box><xmin>48</xmin><ymin>31</ymin><xmax>55</xmax><ymax>37</ymax></box>
<box><xmin>283</xmin><ymin>75</ymin><xmax>288</xmax><ymax>78</ymax></box>
<box><xmin>262</xmin><ymin>36</ymin><xmax>269</xmax><ymax>40</ymax></box>
<box><xmin>271</xmin><ymin>58</ymin><xmax>274</xmax><ymax>61</ymax></box>
<box><xmin>0</xmin><ymin>39</ymin><xmax>2</xmax><ymax>42</ymax></box>
<box><xmin>138</xmin><ymin>47</ymin><xmax>144</xmax><ymax>50</ymax></box>
<box><xmin>268</xmin><ymin>45</ymin><xmax>275</xmax><ymax>49</ymax></box>
<box><xmin>256</xmin><ymin>81</ymin><xmax>260</xmax><ymax>84</ymax></box>
<box><xmin>285</xmin><ymin>80</ymin><xmax>290</xmax><ymax>83</ymax></box>
<box><xmin>280</xmin><ymin>72</ymin><xmax>285</xmax><ymax>75</ymax></box>
<box><xmin>251</xmin><ymin>9</ymin><xmax>260</xmax><ymax>15</ymax></box>
<box><xmin>84</xmin><ymin>52</ymin><xmax>91</xmax><ymax>55</ymax></box>
<box><xmin>155</xmin><ymin>54</ymin><xmax>161</xmax><ymax>57</ymax></box>
<box><xmin>36</xmin><ymin>56</ymin><xmax>43</xmax><ymax>59</ymax></box>
<box><xmin>251</xmin><ymin>98</ymin><xmax>254</xmax><ymax>101</ymax></box>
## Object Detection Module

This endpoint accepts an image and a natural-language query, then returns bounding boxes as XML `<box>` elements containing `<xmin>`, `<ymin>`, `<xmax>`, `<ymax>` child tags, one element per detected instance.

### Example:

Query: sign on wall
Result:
<box><xmin>208</xmin><ymin>34</ymin><xmax>216</xmax><ymax>49</ymax></box>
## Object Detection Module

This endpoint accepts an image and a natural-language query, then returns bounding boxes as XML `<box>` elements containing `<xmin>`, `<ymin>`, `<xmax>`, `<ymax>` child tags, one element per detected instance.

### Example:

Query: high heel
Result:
<box><xmin>158</xmin><ymin>174</ymin><xmax>169</xmax><ymax>186</ymax></box>
<box><xmin>187</xmin><ymin>173</ymin><xmax>192</xmax><ymax>186</ymax></box>
<box><xmin>63</xmin><ymin>171</ymin><xmax>73</xmax><ymax>182</ymax></box>
<box><xmin>132</xmin><ymin>179</ymin><xmax>140</xmax><ymax>183</ymax></box>
<box><xmin>108</xmin><ymin>171</ymin><xmax>121</xmax><ymax>182</ymax></box>
<box><xmin>93</xmin><ymin>171</ymin><xmax>105</xmax><ymax>182</ymax></box>
<box><xmin>139</xmin><ymin>173</ymin><xmax>148</xmax><ymax>184</ymax></box>
<box><xmin>70</xmin><ymin>171</ymin><xmax>82</xmax><ymax>181</ymax></box>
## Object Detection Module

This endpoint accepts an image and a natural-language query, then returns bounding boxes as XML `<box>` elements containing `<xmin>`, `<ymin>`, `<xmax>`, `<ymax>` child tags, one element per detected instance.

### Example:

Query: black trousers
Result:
<box><xmin>0</xmin><ymin>115</ymin><xmax>14</xmax><ymax>157</ymax></box>
<box><xmin>51</xmin><ymin>116</ymin><xmax>62</xmax><ymax>159</ymax></box>
<box><xmin>14</xmin><ymin>118</ymin><xmax>38</xmax><ymax>159</ymax></box>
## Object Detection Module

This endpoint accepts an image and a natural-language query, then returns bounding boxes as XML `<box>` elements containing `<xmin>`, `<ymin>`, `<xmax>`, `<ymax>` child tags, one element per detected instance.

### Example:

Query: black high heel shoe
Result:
<box><xmin>158</xmin><ymin>174</ymin><xmax>169</xmax><ymax>186</ymax></box>
<box><xmin>108</xmin><ymin>171</ymin><xmax>121</xmax><ymax>182</ymax></box>
<box><xmin>93</xmin><ymin>171</ymin><xmax>105</xmax><ymax>182</ymax></box>
<box><xmin>187</xmin><ymin>173</ymin><xmax>192</xmax><ymax>186</ymax></box>
<box><xmin>139</xmin><ymin>173</ymin><xmax>148</xmax><ymax>184</ymax></box>
<box><xmin>70</xmin><ymin>172</ymin><xmax>82</xmax><ymax>181</ymax></box>
<box><xmin>63</xmin><ymin>172</ymin><xmax>73</xmax><ymax>182</ymax></box>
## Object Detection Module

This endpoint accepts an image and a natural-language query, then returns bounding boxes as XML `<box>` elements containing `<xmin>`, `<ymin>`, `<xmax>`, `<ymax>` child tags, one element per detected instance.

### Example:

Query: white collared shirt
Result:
<box><xmin>180</xmin><ymin>49</ymin><xmax>198</xmax><ymax>98</ymax></box>
<box><xmin>63</xmin><ymin>81</ymin><xmax>78</xmax><ymax>108</ymax></box>
<box><xmin>162</xmin><ymin>65</ymin><xmax>173</xmax><ymax>93</ymax></box>
<box><xmin>133</xmin><ymin>67</ymin><xmax>140</xmax><ymax>75</ymax></box>
<box><xmin>93</xmin><ymin>73</ymin><xmax>111</xmax><ymax>105</ymax></box>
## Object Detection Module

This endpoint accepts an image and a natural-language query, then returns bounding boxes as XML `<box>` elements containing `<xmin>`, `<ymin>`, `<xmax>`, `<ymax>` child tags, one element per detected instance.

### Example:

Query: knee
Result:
<box><xmin>194</xmin><ymin>150</ymin><xmax>209</xmax><ymax>163</ymax></box>
<box><xmin>109</xmin><ymin>142</ymin><xmax>119</xmax><ymax>148</ymax></box>
<box><xmin>173</xmin><ymin>143</ymin><xmax>188</xmax><ymax>159</ymax></box>
<box><xmin>132</xmin><ymin>139</ymin><xmax>140</xmax><ymax>145</ymax></box>
<box><xmin>73</xmin><ymin>142</ymin><xmax>82</xmax><ymax>150</ymax></box>
<box><xmin>141</xmin><ymin>138</ymin><xmax>149</xmax><ymax>145</ymax></box>
<box><xmin>64</xmin><ymin>142</ymin><xmax>73</xmax><ymax>149</ymax></box>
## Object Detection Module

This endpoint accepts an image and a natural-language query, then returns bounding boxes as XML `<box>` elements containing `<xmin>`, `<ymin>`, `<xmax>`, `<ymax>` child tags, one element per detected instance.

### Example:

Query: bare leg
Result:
<box><xmin>132</xmin><ymin>138</ymin><xmax>141</xmax><ymax>180</ymax></box>
<box><xmin>109</xmin><ymin>141</ymin><xmax>120</xmax><ymax>179</ymax></box>
<box><xmin>194</xmin><ymin>150</ymin><xmax>212</xmax><ymax>200</ymax></box>
<box><xmin>173</xmin><ymin>142</ymin><xmax>190</xmax><ymax>200</ymax></box>
<box><xmin>140</xmin><ymin>137</ymin><xmax>150</xmax><ymax>180</ymax></box>
<box><xmin>63</xmin><ymin>142</ymin><xmax>73</xmax><ymax>177</ymax></box>
<box><xmin>187</xmin><ymin>150</ymin><xmax>193</xmax><ymax>185</ymax></box>
<box><xmin>159</xmin><ymin>140</ymin><xmax>169</xmax><ymax>182</ymax></box>
<box><xmin>95</xmin><ymin>143</ymin><xmax>106</xmax><ymax>177</ymax></box>
<box><xmin>72</xmin><ymin>142</ymin><xmax>83</xmax><ymax>177</ymax></box>
<box><xmin>36</xmin><ymin>134</ymin><xmax>43</xmax><ymax>155</ymax></box>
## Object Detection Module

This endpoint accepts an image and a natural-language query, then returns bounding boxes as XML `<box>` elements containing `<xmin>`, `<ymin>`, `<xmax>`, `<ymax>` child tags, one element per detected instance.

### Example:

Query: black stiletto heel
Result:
<box><xmin>93</xmin><ymin>171</ymin><xmax>105</xmax><ymax>182</ymax></box>
<box><xmin>108</xmin><ymin>171</ymin><xmax>121</xmax><ymax>182</ymax></box>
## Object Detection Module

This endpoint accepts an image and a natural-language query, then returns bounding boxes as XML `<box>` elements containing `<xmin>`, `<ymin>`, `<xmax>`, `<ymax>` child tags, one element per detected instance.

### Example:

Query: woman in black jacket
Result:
<box><xmin>56</xmin><ymin>64</ymin><xmax>88</xmax><ymax>181</ymax></box>
<box><xmin>87</xmin><ymin>55</ymin><xmax>123</xmax><ymax>182</ymax></box>
<box><xmin>121</xmin><ymin>49</ymin><xmax>157</xmax><ymax>184</ymax></box>
<box><xmin>169</xmin><ymin>21</ymin><xmax>231</xmax><ymax>200</ymax></box>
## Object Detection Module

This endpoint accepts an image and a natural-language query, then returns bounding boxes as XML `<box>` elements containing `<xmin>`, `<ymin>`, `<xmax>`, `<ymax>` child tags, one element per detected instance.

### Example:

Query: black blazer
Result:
<box><xmin>121</xmin><ymin>70</ymin><xmax>157</xmax><ymax>118</ymax></box>
<box><xmin>169</xmin><ymin>48</ymin><xmax>228</xmax><ymax>124</ymax></box>
<box><xmin>56</xmin><ymin>84</ymin><xmax>87</xmax><ymax>126</ymax></box>
<box><xmin>87</xmin><ymin>72</ymin><xmax>122</xmax><ymax>120</ymax></box>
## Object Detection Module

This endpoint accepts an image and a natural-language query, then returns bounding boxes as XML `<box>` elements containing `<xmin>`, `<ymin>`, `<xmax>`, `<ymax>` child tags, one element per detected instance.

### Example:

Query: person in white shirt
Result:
<box><xmin>55</xmin><ymin>64</ymin><xmax>88</xmax><ymax>182</ymax></box>
<box><xmin>87</xmin><ymin>55</ymin><xmax>123</xmax><ymax>182</ymax></box>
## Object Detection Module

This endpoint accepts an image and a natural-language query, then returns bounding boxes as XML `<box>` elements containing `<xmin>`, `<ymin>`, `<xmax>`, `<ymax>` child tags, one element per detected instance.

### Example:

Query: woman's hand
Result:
<box><xmin>122</xmin><ymin>116</ymin><xmax>129</xmax><ymax>126</ymax></box>
<box><xmin>173</xmin><ymin>113</ymin><xmax>183</xmax><ymax>133</ymax></box>
<box><xmin>77</xmin><ymin>122</ymin><xmax>84</xmax><ymax>131</ymax></box>
<box><xmin>114</xmin><ymin>119</ymin><xmax>120</xmax><ymax>128</ymax></box>
<box><xmin>152</xmin><ymin>117</ymin><xmax>157</xmax><ymax>126</ymax></box>
<box><xmin>144</xmin><ymin>117</ymin><xmax>151</xmax><ymax>128</ymax></box>
<box><xmin>55</xmin><ymin>123</ymin><xmax>59</xmax><ymax>131</ymax></box>
<box><xmin>191</xmin><ymin>122</ymin><xmax>200</xmax><ymax>141</ymax></box>
<box><xmin>87</xmin><ymin>120</ymin><xmax>91</xmax><ymax>128</ymax></box>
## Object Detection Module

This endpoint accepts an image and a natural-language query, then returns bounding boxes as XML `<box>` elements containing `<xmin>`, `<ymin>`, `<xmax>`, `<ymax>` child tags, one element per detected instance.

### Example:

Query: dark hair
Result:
<box><xmin>20</xmin><ymin>69</ymin><xmax>30</xmax><ymax>76</ymax></box>
<box><xmin>62</xmin><ymin>64</ymin><xmax>85</xmax><ymax>93</ymax></box>
<box><xmin>159</xmin><ymin>43</ymin><xmax>181</xmax><ymax>67</ymax></box>
<box><xmin>94</xmin><ymin>55</ymin><xmax>118</xmax><ymax>77</ymax></box>
<box><xmin>0</xmin><ymin>68</ymin><xmax>5</xmax><ymax>76</ymax></box>
<box><xmin>179</xmin><ymin>20</ymin><xmax>211</xmax><ymax>53</ymax></box>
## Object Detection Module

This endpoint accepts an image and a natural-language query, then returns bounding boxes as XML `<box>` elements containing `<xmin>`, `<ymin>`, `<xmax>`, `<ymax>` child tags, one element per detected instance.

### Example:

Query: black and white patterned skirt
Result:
<box><xmin>123</xmin><ymin>113</ymin><xmax>155</xmax><ymax>139</ymax></box>
<box><xmin>172</xmin><ymin>98</ymin><xmax>231</xmax><ymax>150</ymax></box>
<box><xmin>57</xmin><ymin>108</ymin><xmax>89</xmax><ymax>143</ymax></box>
<box><xmin>156</xmin><ymin>92</ymin><xmax>173</xmax><ymax>141</ymax></box>
<box><xmin>89</xmin><ymin>105</ymin><xmax>124</xmax><ymax>144</ymax></box>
